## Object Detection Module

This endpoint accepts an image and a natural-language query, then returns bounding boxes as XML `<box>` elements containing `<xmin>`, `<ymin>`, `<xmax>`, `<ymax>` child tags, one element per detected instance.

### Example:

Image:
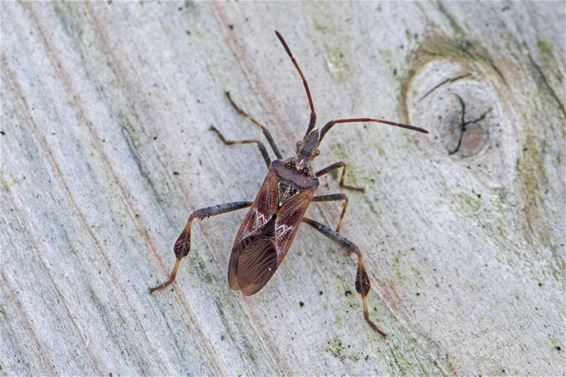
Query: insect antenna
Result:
<box><xmin>319</xmin><ymin>117</ymin><xmax>429</xmax><ymax>141</ymax></box>
<box><xmin>275</xmin><ymin>31</ymin><xmax>317</xmax><ymax>135</ymax></box>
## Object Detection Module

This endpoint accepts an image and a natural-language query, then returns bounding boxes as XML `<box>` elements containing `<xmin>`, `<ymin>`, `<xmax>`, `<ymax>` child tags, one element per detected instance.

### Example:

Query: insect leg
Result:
<box><xmin>315</xmin><ymin>161</ymin><xmax>365</xmax><ymax>193</ymax></box>
<box><xmin>149</xmin><ymin>201</ymin><xmax>253</xmax><ymax>294</ymax></box>
<box><xmin>302</xmin><ymin>217</ymin><xmax>387</xmax><ymax>338</ymax></box>
<box><xmin>225</xmin><ymin>91</ymin><xmax>283</xmax><ymax>159</ymax></box>
<box><xmin>210</xmin><ymin>126</ymin><xmax>271</xmax><ymax>167</ymax></box>
<box><xmin>312</xmin><ymin>193</ymin><xmax>349</xmax><ymax>232</ymax></box>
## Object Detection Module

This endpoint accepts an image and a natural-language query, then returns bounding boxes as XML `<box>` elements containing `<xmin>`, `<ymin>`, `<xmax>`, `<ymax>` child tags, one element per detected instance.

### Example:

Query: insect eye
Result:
<box><xmin>313</xmin><ymin>149</ymin><xmax>320</xmax><ymax>157</ymax></box>
<box><xmin>296</xmin><ymin>141</ymin><xmax>304</xmax><ymax>150</ymax></box>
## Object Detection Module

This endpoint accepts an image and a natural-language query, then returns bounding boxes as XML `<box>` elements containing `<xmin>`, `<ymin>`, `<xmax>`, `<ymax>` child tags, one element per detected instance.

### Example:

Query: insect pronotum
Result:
<box><xmin>149</xmin><ymin>31</ymin><xmax>428</xmax><ymax>337</ymax></box>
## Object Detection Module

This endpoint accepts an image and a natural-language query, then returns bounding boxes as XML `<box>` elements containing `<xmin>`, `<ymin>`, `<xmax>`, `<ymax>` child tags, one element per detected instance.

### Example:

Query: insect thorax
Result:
<box><xmin>277</xmin><ymin>179</ymin><xmax>299</xmax><ymax>207</ymax></box>
<box><xmin>270</xmin><ymin>159</ymin><xmax>319</xmax><ymax>208</ymax></box>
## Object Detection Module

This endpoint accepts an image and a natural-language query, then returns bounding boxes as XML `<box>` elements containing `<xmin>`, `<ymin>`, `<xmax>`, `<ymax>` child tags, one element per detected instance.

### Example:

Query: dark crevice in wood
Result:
<box><xmin>448</xmin><ymin>94</ymin><xmax>492</xmax><ymax>156</ymax></box>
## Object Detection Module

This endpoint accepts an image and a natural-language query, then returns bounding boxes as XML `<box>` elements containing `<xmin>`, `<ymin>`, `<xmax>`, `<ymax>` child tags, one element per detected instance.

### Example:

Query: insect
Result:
<box><xmin>149</xmin><ymin>31</ymin><xmax>428</xmax><ymax>337</ymax></box>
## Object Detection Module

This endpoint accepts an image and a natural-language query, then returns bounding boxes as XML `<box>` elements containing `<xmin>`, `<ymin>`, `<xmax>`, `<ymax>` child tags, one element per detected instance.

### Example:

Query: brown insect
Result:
<box><xmin>149</xmin><ymin>31</ymin><xmax>428</xmax><ymax>337</ymax></box>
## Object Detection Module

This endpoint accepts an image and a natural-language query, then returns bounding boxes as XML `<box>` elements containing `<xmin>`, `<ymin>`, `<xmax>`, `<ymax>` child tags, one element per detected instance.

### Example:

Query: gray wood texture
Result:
<box><xmin>1</xmin><ymin>1</ymin><xmax>564</xmax><ymax>376</ymax></box>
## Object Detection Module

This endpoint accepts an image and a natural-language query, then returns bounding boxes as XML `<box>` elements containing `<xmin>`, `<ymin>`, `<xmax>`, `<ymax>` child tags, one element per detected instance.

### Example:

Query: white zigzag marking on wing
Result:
<box><xmin>275</xmin><ymin>223</ymin><xmax>293</xmax><ymax>239</ymax></box>
<box><xmin>253</xmin><ymin>208</ymin><xmax>268</xmax><ymax>228</ymax></box>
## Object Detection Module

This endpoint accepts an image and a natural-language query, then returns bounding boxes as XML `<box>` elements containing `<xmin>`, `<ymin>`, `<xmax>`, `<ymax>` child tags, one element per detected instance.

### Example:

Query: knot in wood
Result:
<box><xmin>406</xmin><ymin>60</ymin><xmax>500</xmax><ymax>159</ymax></box>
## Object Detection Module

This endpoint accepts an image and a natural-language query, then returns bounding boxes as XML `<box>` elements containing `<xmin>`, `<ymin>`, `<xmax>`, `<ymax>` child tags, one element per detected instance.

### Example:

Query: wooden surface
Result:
<box><xmin>1</xmin><ymin>1</ymin><xmax>564</xmax><ymax>375</ymax></box>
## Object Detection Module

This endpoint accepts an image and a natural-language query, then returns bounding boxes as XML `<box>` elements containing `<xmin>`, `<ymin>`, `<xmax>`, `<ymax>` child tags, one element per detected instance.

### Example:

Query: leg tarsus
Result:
<box><xmin>356</xmin><ymin>257</ymin><xmax>387</xmax><ymax>338</ymax></box>
<box><xmin>149</xmin><ymin>201</ymin><xmax>252</xmax><ymax>295</ymax></box>
<box><xmin>149</xmin><ymin>258</ymin><xmax>182</xmax><ymax>294</ymax></box>
<box><xmin>302</xmin><ymin>217</ymin><xmax>387</xmax><ymax>337</ymax></box>
<box><xmin>362</xmin><ymin>294</ymin><xmax>387</xmax><ymax>338</ymax></box>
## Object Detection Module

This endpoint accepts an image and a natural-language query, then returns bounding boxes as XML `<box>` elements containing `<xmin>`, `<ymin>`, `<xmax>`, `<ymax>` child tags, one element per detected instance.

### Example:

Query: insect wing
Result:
<box><xmin>228</xmin><ymin>217</ymin><xmax>278</xmax><ymax>295</ymax></box>
<box><xmin>273</xmin><ymin>190</ymin><xmax>313</xmax><ymax>263</ymax></box>
<box><xmin>229</xmin><ymin>190</ymin><xmax>313</xmax><ymax>295</ymax></box>
<box><xmin>229</xmin><ymin>170</ymin><xmax>278</xmax><ymax>293</ymax></box>
<box><xmin>234</xmin><ymin>170</ymin><xmax>278</xmax><ymax>245</ymax></box>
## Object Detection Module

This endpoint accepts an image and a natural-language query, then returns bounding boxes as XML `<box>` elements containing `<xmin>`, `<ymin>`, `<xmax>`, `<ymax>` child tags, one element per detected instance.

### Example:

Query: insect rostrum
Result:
<box><xmin>149</xmin><ymin>31</ymin><xmax>428</xmax><ymax>338</ymax></box>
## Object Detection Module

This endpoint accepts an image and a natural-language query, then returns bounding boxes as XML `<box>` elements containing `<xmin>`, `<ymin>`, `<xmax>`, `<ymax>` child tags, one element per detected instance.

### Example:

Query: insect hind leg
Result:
<box><xmin>149</xmin><ymin>201</ymin><xmax>252</xmax><ymax>294</ymax></box>
<box><xmin>302</xmin><ymin>217</ymin><xmax>387</xmax><ymax>338</ymax></box>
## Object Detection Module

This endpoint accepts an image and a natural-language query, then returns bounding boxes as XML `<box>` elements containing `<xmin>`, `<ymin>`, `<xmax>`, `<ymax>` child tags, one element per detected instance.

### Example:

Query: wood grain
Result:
<box><xmin>1</xmin><ymin>1</ymin><xmax>564</xmax><ymax>375</ymax></box>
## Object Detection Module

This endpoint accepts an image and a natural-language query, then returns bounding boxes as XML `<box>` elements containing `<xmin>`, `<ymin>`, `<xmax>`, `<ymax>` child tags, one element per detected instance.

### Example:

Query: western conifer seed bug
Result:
<box><xmin>149</xmin><ymin>31</ymin><xmax>428</xmax><ymax>337</ymax></box>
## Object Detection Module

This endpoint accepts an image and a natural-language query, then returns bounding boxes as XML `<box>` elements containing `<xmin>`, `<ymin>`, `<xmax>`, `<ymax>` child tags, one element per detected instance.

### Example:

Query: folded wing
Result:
<box><xmin>228</xmin><ymin>190</ymin><xmax>313</xmax><ymax>295</ymax></box>
<box><xmin>228</xmin><ymin>217</ymin><xmax>278</xmax><ymax>296</ymax></box>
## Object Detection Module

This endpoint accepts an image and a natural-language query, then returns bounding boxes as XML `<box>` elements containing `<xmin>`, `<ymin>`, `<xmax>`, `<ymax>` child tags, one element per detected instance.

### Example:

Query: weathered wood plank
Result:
<box><xmin>1</xmin><ymin>1</ymin><xmax>564</xmax><ymax>375</ymax></box>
